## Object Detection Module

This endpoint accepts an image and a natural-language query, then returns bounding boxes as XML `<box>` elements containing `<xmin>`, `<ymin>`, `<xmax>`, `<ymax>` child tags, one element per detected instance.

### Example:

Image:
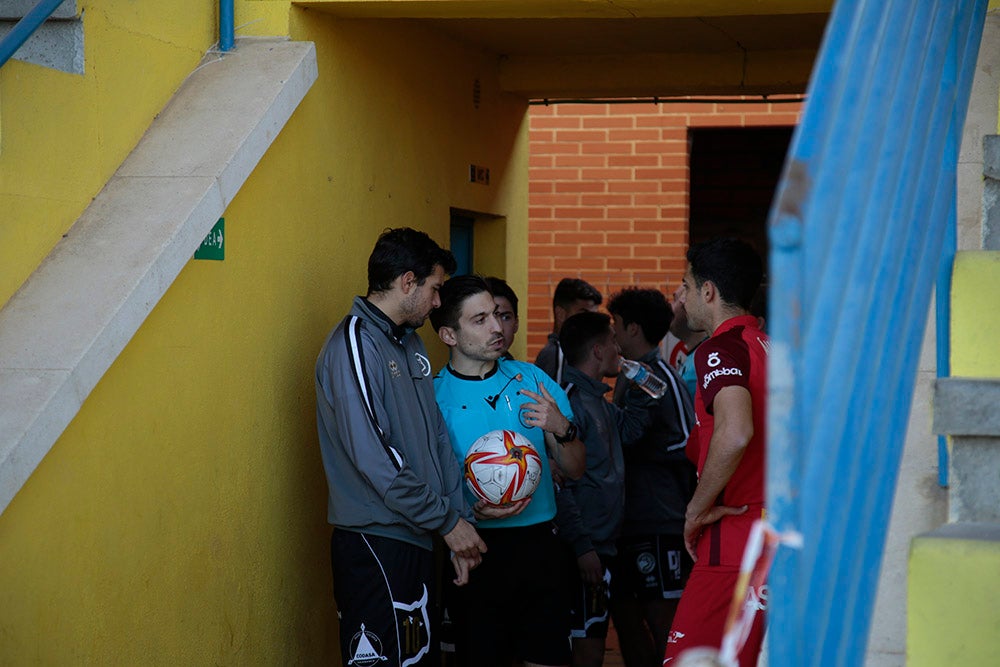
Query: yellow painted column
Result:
<box><xmin>950</xmin><ymin>251</ymin><xmax>1000</xmax><ymax>376</ymax></box>
<box><xmin>908</xmin><ymin>525</ymin><xmax>1000</xmax><ymax>666</ymax></box>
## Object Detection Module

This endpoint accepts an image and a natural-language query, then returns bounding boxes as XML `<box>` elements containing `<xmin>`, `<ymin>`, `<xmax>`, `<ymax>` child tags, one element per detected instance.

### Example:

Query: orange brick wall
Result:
<box><xmin>525</xmin><ymin>99</ymin><xmax>802</xmax><ymax>358</ymax></box>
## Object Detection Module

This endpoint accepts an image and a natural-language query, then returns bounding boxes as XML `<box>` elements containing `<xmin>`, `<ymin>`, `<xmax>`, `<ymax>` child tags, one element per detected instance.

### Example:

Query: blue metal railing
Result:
<box><xmin>219</xmin><ymin>0</ymin><xmax>234</xmax><ymax>52</ymax></box>
<box><xmin>1</xmin><ymin>1</ymin><xmax>235</xmax><ymax>69</ymax></box>
<box><xmin>767</xmin><ymin>1</ymin><xmax>987</xmax><ymax>665</ymax></box>
<box><xmin>935</xmin><ymin>218</ymin><xmax>954</xmax><ymax>488</ymax></box>
<box><xmin>0</xmin><ymin>0</ymin><xmax>68</xmax><ymax>69</ymax></box>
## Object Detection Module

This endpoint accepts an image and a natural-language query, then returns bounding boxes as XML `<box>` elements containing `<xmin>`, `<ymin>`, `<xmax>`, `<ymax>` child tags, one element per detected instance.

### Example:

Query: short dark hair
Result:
<box><xmin>560</xmin><ymin>311</ymin><xmax>613</xmax><ymax>367</ymax></box>
<box><xmin>553</xmin><ymin>278</ymin><xmax>602</xmax><ymax>310</ymax></box>
<box><xmin>686</xmin><ymin>238</ymin><xmax>763</xmax><ymax>310</ymax></box>
<box><xmin>367</xmin><ymin>227</ymin><xmax>457</xmax><ymax>295</ymax></box>
<box><xmin>485</xmin><ymin>277</ymin><xmax>518</xmax><ymax>317</ymax></box>
<box><xmin>430</xmin><ymin>274</ymin><xmax>492</xmax><ymax>332</ymax></box>
<box><xmin>607</xmin><ymin>288</ymin><xmax>672</xmax><ymax>345</ymax></box>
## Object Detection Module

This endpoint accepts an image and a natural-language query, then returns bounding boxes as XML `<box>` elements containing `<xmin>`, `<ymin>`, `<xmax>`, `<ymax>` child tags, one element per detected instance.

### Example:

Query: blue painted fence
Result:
<box><xmin>766</xmin><ymin>1</ymin><xmax>987</xmax><ymax>665</ymax></box>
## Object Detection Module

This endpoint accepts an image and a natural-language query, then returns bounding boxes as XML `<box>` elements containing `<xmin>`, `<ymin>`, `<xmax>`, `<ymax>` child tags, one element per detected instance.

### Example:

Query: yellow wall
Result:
<box><xmin>0</xmin><ymin>1</ymin><xmax>296</xmax><ymax>310</ymax></box>
<box><xmin>0</xmin><ymin>1</ymin><xmax>208</xmax><ymax>309</ymax></box>
<box><xmin>908</xmin><ymin>529</ymin><xmax>1000</xmax><ymax>666</ymax></box>
<box><xmin>950</xmin><ymin>251</ymin><xmax>1000</xmax><ymax>377</ymax></box>
<box><xmin>0</xmin><ymin>6</ymin><xmax>528</xmax><ymax>664</ymax></box>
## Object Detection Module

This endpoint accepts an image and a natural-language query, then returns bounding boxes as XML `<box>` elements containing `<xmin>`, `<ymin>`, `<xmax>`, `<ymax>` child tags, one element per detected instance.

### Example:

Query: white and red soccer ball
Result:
<box><xmin>463</xmin><ymin>429</ymin><xmax>543</xmax><ymax>505</ymax></box>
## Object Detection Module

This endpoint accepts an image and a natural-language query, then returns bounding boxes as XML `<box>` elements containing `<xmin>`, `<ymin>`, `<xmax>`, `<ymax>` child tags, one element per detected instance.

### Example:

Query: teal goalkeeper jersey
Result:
<box><xmin>434</xmin><ymin>357</ymin><xmax>575</xmax><ymax>528</ymax></box>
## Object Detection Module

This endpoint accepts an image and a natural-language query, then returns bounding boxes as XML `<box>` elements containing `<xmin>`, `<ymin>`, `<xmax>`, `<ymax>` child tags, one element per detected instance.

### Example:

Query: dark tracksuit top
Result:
<box><xmin>315</xmin><ymin>296</ymin><xmax>470</xmax><ymax>551</ymax></box>
<box><xmin>535</xmin><ymin>333</ymin><xmax>567</xmax><ymax>384</ymax></box>
<box><xmin>555</xmin><ymin>366</ymin><xmax>651</xmax><ymax>558</ymax></box>
<box><xmin>612</xmin><ymin>348</ymin><xmax>697</xmax><ymax>536</ymax></box>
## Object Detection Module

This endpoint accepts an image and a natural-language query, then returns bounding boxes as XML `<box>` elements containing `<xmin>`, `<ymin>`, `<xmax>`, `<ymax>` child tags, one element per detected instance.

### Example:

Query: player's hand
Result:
<box><xmin>450</xmin><ymin>553</ymin><xmax>479</xmax><ymax>586</ymax></box>
<box><xmin>683</xmin><ymin>504</ymin><xmax>748</xmax><ymax>561</ymax></box>
<box><xmin>518</xmin><ymin>385</ymin><xmax>570</xmax><ymax>436</ymax></box>
<box><xmin>442</xmin><ymin>517</ymin><xmax>487</xmax><ymax>562</ymax></box>
<box><xmin>473</xmin><ymin>498</ymin><xmax>530</xmax><ymax>520</ymax></box>
<box><xmin>577</xmin><ymin>550</ymin><xmax>603</xmax><ymax>585</ymax></box>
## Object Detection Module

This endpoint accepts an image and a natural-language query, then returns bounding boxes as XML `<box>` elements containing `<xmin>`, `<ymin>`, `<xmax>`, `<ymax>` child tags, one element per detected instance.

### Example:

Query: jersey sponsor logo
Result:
<box><xmin>388</xmin><ymin>360</ymin><xmax>401</xmax><ymax>378</ymax></box>
<box><xmin>702</xmin><ymin>366</ymin><xmax>744</xmax><ymax>390</ymax></box>
<box><xmin>347</xmin><ymin>623</ymin><xmax>388</xmax><ymax>665</ymax></box>
<box><xmin>707</xmin><ymin>351</ymin><xmax>721</xmax><ymax>367</ymax></box>
<box><xmin>414</xmin><ymin>352</ymin><xmax>431</xmax><ymax>377</ymax></box>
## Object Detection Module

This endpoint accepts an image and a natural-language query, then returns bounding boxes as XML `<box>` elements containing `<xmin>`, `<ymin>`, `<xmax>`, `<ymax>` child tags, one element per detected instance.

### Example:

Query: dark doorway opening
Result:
<box><xmin>688</xmin><ymin>126</ymin><xmax>794</xmax><ymax>284</ymax></box>
<box><xmin>449</xmin><ymin>212</ymin><xmax>474</xmax><ymax>277</ymax></box>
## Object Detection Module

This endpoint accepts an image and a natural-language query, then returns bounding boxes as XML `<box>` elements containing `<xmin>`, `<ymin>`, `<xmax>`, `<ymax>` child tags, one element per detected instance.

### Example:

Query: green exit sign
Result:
<box><xmin>195</xmin><ymin>218</ymin><xmax>225</xmax><ymax>260</ymax></box>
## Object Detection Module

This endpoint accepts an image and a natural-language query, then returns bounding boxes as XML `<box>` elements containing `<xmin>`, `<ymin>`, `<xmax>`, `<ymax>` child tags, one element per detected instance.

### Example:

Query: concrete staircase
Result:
<box><xmin>0</xmin><ymin>38</ymin><xmax>317</xmax><ymax>516</ymax></box>
<box><xmin>909</xmin><ymin>145</ymin><xmax>1000</xmax><ymax>664</ymax></box>
<box><xmin>935</xmin><ymin>376</ymin><xmax>1000</xmax><ymax>523</ymax></box>
<box><xmin>0</xmin><ymin>0</ymin><xmax>83</xmax><ymax>74</ymax></box>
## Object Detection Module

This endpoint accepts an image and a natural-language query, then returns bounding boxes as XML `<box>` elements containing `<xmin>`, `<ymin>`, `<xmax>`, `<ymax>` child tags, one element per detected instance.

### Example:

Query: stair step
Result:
<box><xmin>0</xmin><ymin>1</ymin><xmax>78</xmax><ymax>21</ymax></box>
<box><xmin>0</xmin><ymin>1</ymin><xmax>82</xmax><ymax>73</ymax></box>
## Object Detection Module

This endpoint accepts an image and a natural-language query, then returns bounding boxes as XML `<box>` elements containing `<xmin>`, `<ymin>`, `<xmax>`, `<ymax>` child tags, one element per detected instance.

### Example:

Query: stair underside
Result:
<box><xmin>0</xmin><ymin>38</ymin><xmax>318</xmax><ymax>515</ymax></box>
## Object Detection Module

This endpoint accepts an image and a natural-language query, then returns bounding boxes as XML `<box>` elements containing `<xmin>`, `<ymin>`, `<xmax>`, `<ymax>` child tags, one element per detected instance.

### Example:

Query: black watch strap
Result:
<box><xmin>555</xmin><ymin>422</ymin><xmax>577</xmax><ymax>443</ymax></box>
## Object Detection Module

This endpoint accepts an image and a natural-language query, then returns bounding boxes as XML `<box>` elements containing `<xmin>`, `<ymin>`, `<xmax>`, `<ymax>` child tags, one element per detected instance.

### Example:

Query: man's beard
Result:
<box><xmin>399</xmin><ymin>292</ymin><xmax>428</xmax><ymax>328</ymax></box>
<box><xmin>402</xmin><ymin>313</ymin><xmax>426</xmax><ymax>328</ymax></box>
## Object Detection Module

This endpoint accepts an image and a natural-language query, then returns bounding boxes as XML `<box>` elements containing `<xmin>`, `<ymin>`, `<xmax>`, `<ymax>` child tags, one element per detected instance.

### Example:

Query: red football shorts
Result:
<box><xmin>662</xmin><ymin>564</ymin><xmax>767</xmax><ymax>667</ymax></box>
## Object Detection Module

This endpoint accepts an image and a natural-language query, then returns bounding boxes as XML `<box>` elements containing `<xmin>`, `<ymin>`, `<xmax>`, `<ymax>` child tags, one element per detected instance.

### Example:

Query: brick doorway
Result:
<box><xmin>689</xmin><ymin>126</ymin><xmax>794</xmax><ymax>281</ymax></box>
<box><xmin>526</xmin><ymin>100</ymin><xmax>801</xmax><ymax>360</ymax></box>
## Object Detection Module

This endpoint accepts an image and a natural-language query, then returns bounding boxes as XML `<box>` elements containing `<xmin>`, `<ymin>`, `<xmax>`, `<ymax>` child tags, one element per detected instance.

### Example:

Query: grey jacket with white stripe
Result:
<box><xmin>315</xmin><ymin>296</ymin><xmax>470</xmax><ymax>550</ymax></box>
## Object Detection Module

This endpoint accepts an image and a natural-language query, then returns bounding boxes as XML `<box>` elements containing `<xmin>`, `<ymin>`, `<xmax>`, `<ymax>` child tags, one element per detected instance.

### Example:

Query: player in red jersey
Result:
<box><xmin>663</xmin><ymin>238</ymin><xmax>769</xmax><ymax>667</ymax></box>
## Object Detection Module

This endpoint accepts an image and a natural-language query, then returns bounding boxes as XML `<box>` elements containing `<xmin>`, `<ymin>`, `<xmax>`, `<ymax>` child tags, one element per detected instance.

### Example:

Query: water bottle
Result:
<box><xmin>620</xmin><ymin>358</ymin><xmax>667</xmax><ymax>399</ymax></box>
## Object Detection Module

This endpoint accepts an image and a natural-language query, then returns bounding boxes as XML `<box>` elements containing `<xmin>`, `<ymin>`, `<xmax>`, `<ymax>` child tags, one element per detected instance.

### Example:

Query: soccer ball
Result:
<box><xmin>464</xmin><ymin>429</ymin><xmax>543</xmax><ymax>505</ymax></box>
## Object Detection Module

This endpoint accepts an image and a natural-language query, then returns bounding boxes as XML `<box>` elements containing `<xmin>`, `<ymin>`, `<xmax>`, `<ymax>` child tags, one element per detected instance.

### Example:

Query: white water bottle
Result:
<box><xmin>620</xmin><ymin>358</ymin><xmax>667</xmax><ymax>399</ymax></box>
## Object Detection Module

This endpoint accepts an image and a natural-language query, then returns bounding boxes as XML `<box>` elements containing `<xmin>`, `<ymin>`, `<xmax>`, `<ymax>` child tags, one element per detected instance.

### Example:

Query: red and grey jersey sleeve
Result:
<box><xmin>694</xmin><ymin>331</ymin><xmax>751</xmax><ymax>414</ymax></box>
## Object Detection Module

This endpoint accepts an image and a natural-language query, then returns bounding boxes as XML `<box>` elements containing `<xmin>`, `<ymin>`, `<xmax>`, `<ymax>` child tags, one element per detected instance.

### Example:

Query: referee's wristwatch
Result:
<box><xmin>554</xmin><ymin>422</ymin><xmax>578</xmax><ymax>443</ymax></box>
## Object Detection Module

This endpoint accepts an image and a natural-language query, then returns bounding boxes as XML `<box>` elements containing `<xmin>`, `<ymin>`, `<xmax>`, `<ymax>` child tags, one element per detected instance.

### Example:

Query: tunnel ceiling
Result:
<box><xmin>296</xmin><ymin>1</ymin><xmax>831</xmax><ymax>97</ymax></box>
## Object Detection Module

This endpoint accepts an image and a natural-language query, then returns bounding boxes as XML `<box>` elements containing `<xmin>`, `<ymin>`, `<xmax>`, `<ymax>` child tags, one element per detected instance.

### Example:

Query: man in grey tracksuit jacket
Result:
<box><xmin>317</xmin><ymin>296</ymin><xmax>471</xmax><ymax>547</ymax></box>
<box><xmin>315</xmin><ymin>227</ymin><xmax>483</xmax><ymax>667</ymax></box>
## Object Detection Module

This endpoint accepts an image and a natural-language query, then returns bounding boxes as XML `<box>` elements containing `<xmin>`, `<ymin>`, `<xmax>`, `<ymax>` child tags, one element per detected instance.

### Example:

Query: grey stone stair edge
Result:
<box><xmin>917</xmin><ymin>521</ymin><xmax>1000</xmax><ymax>543</ymax></box>
<box><xmin>0</xmin><ymin>19</ymin><xmax>83</xmax><ymax>73</ymax></box>
<box><xmin>0</xmin><ymin>0</ymin><xmax>78</xmax><ymax>20</ymax></box>
<box><xmin>986</xmin><ymin>135</ymin><xmax>1000</xmax><ymax>250</ymax></box>
<box><xmin>933</xmin><ymin>376</ymin><xmax>1000</xmax><ymax>436</ymax></box>
<box><xmin>947</xmin><ymin>436</ymin><xmax>1000</xmax><ymax>524</ymax></box>
<box><xmin>0</xmin><ymin>38</ymin><xmax>318</xmax><ymax>516</ymax></box>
